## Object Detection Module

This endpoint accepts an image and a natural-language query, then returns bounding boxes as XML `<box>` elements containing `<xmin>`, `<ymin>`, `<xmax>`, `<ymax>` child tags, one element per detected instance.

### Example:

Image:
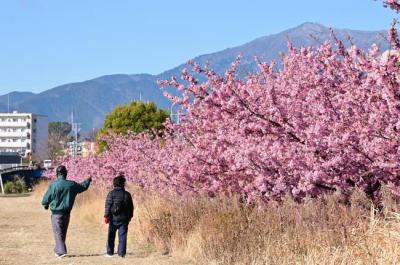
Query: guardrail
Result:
<box><xmin>0</xmin><ymin>165</ymin><xmax>40</xmax><ymax>194</ymax></box>
<box><xmin>0</xmin><ymin>165</ymin><xmax>31</xmax><ymax>174</ymax></box>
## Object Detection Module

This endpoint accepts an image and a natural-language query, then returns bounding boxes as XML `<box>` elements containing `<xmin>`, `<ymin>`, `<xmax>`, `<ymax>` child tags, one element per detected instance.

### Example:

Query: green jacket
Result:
<box><xmin>41</xmin><ymin>176</ymin><xmax>91</xmax><ymax>215</ymax></box>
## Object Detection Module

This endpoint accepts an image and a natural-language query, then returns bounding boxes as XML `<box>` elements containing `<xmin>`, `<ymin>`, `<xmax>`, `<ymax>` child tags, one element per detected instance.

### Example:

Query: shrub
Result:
<box><xmin>4</xmin><ymin>177</ymin><xmax>28</xmax><ymax>194</ymax></box>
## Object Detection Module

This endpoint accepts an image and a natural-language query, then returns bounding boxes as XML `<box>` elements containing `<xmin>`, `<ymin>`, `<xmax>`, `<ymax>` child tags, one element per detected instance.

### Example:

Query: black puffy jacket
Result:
<box><xmin>104</xmin><ymin>187</ymin><xmax>134</xmax><ymax>224</ymax></box>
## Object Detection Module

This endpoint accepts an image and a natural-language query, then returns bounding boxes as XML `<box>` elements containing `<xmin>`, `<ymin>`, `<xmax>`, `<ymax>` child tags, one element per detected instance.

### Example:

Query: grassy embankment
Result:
<box><xmin>34</xmin><ymin>181</ymin><xmax>400</xmax><ymax>265</ymax></box>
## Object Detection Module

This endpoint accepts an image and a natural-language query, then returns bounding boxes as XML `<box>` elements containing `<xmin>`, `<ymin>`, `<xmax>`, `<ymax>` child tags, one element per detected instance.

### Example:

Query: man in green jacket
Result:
<box><xmin>41</xmin><ymin>165</ymin><xmax>92</xmax><ymax>258</ymax></box>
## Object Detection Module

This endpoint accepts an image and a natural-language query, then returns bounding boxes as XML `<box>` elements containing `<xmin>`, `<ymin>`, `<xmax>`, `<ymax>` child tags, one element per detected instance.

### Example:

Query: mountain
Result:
<box><xmin>0</xmin><ymin>103</ymin><xmax>7</xmax><ymax>113</ymax></box>
<box><xmin>0</xmin><ymin>92</ymin><xmax>36</xmax><ymax>111</ymax></box>
<box><xmin>16</xmin><ymin>74</ymin><xmax>164</xmax><ymax>129</ymax></box>
<box><xmin>3</xmin><ymin>23</ymin><xmax>388</xmax><ymax>130</ymax></box>
<box><xmin>159</xmin><ymin>22</ymin><xmax>387</xmax><ymax>79</ymax></box>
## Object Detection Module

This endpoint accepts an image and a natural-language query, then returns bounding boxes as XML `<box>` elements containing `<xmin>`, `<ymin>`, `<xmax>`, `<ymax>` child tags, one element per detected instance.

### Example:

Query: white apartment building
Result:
<box><xmin>0</xmin><ymin>112</ymin><xmax>48</xmax><ymax>161</ymax></box>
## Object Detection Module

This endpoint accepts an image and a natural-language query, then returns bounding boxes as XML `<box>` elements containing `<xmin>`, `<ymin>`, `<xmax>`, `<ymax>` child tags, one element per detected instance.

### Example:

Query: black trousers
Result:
<box><xmin>51</xmin><ymin>214</ymin><xmax>70</xmax><ymax>255</ymax></box>
<box><xmin>106</xmin><ymin>221</ymin><xmax>128</xmax><ymax>257</ymax></box>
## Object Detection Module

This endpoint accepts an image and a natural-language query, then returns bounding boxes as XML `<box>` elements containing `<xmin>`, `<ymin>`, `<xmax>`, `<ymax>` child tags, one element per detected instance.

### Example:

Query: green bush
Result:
<box><xmin>4</xmin><ymin>177</ymin><xmax>28</xmax><ymax>194</ymax></box>
<box><xmin>97</xmin><ymin>101</ymin><xmax>169</xmax><ymax>152</ymax></box>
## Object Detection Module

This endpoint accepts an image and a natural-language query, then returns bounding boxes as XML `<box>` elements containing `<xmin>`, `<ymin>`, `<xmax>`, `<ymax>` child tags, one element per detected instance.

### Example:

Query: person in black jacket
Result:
<box><xmin>104</xmin><ymin>175</ymin><xmax>134</xmax><ymax>258</ymax></box>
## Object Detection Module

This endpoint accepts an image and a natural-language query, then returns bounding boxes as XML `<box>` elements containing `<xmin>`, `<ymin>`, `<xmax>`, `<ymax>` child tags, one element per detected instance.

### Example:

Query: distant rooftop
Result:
<box><xmin>0</xmin><ymin>111</ymin><xmax>48</xmax><ymax>117</ymax></box>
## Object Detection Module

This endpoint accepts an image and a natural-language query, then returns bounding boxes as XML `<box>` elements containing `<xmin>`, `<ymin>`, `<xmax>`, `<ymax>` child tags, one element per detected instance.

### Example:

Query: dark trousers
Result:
<box><xmin>106</xmin><ymin>222</ymin><xmax>128</xmax><ymax>257</ymax></box>
<box><xmin>51</xmin><ymin>214</ymin><xmax>70</xmax><ymax>255</ymax></box>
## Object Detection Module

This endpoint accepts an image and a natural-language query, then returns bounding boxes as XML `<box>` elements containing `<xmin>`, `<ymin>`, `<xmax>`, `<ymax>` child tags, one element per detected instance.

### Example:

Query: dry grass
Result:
<box><xmin>0</xmin><ymin>190</ymin><xmax>187</xmax><ymax>265</ymax></box>
<box><xmin>31</xmin><ymin>179</ymin><xmax>49</xmax><ymax>198</ymax></box>
<box><xmin>129</xmin><ymin>188</ymin><xmax>400</xmax><ymax>265</ymax></box>
<box><xmin>34</xmin><ymin>182</ymin><xmax>400</xmax><ymax>265</ymax></box>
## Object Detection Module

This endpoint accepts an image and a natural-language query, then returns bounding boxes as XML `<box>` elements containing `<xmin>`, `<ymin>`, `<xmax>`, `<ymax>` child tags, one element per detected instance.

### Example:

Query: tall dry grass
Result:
<box><xmin>32</xmin><ymin>180</ymin><xmax>50</xmax><ymax>198</ymax></box>
<box><xmin>133</xmin><ymin>188</ymin><xmax>400</xmax><ymax>265</ymax></box>
<box><xmin>34</xmin><ymin>181</ymin><xmax>400</xmax><ymax>265</ymax></box>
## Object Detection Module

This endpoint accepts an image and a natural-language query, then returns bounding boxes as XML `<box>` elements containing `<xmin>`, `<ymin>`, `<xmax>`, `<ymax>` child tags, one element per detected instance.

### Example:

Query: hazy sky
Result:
<box><xmin>0</xmin><ymin>0</ymin><xmax>396</xmax><ymax>94</ymax></box>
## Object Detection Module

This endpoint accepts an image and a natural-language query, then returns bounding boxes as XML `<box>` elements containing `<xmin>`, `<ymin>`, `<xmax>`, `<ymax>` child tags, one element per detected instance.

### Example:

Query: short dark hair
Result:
<box><xmin>56</xmin><ymin>165</ymin><xmax>67</xmax><ymax>177</ymax></box>
<box><xmin>113</xmin><ymin>175</ymin><xmax>126</xmax><ymax>187</ymax></box>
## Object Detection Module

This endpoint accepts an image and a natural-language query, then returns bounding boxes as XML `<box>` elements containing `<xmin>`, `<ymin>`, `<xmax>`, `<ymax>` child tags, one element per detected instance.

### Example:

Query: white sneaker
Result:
<box><xmin>104</xmin><ymin>254</ymin><xmax>113</xmax><ymax>258</ymax></box>
<box><xmin>55</xmin><ymin>253</ymin><xmax>66</xmax><ymax>258</ymax></box>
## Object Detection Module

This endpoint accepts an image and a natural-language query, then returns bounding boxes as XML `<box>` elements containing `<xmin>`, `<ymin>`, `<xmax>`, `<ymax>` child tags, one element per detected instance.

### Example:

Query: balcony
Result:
<box><xmin>0</xmin><ymin>131</ymin><xmax>30</xmax><ymax>138</ymax></box>
<box><xmin>0</xmin><ymin>142</ymin><xmax>30</xmax><ymax>148</ymax></box>
<box><xmin>0</xmin><ymin>121</ymin><xmax>30</xmax><ymax>127</ymax></box>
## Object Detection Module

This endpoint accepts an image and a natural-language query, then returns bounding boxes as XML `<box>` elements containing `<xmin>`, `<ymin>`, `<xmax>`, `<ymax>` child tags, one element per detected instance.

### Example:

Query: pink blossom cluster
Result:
<box><xmin>384</xmin><ymin>0</ymin><xmax>400</xmax><ymax>12</ymax></box>
<box><xmin>47</xmin><ymin>4</ymin><xmax>400</xmax><ymax>202</ymax></box>
<box><xmin>48</xmin><ymin>27</ymin><xmax>400</xmax><ymax>202</ymax></box>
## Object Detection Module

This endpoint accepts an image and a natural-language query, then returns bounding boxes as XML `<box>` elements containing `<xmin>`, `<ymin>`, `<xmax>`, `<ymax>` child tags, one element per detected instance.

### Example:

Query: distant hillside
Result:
<box><xmin>15</xmin><ymin>74</ymin><xmax>164</xmax><ymax>129</ymax></box>
<box><xmin>158</xmin><ymin>22</ymin><xmax>387</xmax><ymax>79</ymax></box>
<box><xmin>0</xmin><ymin>103</ymin><xmax>7</xmax><ymax>113</ymax></box>
<box><xmin>0</xmin><ymin>92</ymin><xmax>35</xmax><ymax>111</ymax></box>
<box><xmin>2</xmin><ymin>23</ymin><xmax>388</xmax><ymax>130</ymax></box>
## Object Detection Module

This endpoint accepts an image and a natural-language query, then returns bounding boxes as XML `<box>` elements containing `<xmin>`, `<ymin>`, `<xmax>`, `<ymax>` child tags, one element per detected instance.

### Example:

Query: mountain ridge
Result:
<box><xmin>1</xmin><ymin>22</ymin><xmax>388</xmax><ymax>130</ymax></box>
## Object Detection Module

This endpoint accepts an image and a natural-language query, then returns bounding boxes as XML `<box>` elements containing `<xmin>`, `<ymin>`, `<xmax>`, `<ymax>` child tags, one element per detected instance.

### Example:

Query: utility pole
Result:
<box><xmin>0</xmin><ymin>173</ymin><xmax>4</xmax><ymax>195</ymax></box>
<box><xmin>70</xmin><ymin>110</ymin><xmax>81</xmax><ymax>158</ymax></box>
<box><xmin>170</xmin><ymin>104</ymin><xmax>182</xmax><ymax>124</ymax></box>
<box><xmin>170</xmin><ymin>104</ymin><xmax>174</xmax><ymax>122</ymax></box>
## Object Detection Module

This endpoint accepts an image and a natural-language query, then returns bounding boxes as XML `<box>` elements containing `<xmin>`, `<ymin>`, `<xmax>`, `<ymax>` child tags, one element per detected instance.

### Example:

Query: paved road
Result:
<box><xmin>0</xmin><ymin>195</ymin><xmax>191</xmax><ymax>265</ymax></box>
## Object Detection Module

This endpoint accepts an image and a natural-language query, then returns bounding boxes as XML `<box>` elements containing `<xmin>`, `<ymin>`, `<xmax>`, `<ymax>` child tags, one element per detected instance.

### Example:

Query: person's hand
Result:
<box><xmin>104</xmin><ymin>217</ymin><xmax>110</xmax><ymax>224</ymax></box>
<box><xmin>44</xmin><ymin>205</ymin><xmax>49</xmax><ymax>210</ymax></box>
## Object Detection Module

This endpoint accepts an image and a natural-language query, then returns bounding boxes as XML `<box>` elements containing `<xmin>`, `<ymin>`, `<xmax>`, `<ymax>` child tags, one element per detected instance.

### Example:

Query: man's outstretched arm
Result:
<box><xmin>74</xmin><ymin>177</ymin><xmax>92</xmax><ymax>193</ymax></box>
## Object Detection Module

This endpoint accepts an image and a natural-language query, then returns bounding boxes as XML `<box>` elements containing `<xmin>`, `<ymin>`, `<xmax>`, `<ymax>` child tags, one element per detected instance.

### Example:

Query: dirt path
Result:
<box><xmin>0</xmin><ymin>195</ymin><xmax>192</xmax><ymax>265</ymax></box>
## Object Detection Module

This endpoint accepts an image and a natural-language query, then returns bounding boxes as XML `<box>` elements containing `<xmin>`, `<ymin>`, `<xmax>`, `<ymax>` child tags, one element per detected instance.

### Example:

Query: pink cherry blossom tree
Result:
<box><xmin>383</xmin><ymin>0</ymin><xmax>400</xmax><ymax>12</ymax></box>
<box><xmin>47</xmin><ymin>1</ymin><xmax>400</xmax><ymax>203</ymax></box>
